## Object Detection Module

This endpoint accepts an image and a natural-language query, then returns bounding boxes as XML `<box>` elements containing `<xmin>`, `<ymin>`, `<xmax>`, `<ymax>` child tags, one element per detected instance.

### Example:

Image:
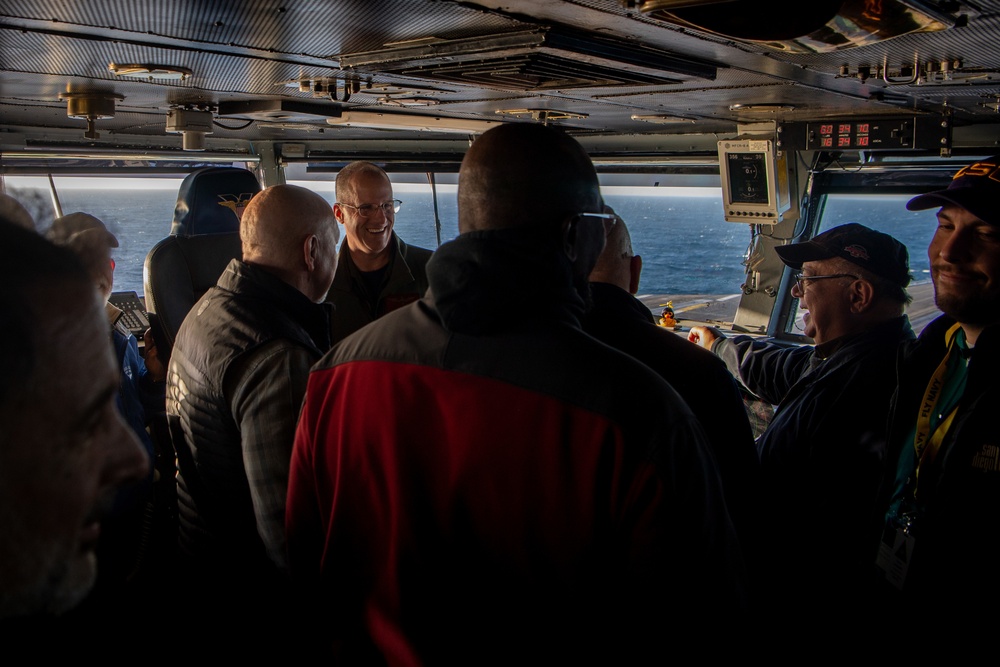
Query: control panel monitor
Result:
<box><xmin>718</xmin><ymin>139</ymin><xmax>790</xmax><ymax>224</ymax></box>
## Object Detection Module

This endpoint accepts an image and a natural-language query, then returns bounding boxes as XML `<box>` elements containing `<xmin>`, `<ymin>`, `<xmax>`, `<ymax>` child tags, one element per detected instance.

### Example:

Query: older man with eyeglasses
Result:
<box><xmin>688</xmin><ymin>222</ymin><xmax>915</xmax><ymax>631</ymax></box>
<box><xmin>328</xmin><ymin>160</ymin><xmax>433</xmax><ymax>343</ymax></box>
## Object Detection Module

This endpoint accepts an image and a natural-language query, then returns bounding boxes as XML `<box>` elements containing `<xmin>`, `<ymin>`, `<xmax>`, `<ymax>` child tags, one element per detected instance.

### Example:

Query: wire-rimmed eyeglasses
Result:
<box><xmin>573</xmin><ymin>211</ymin><xmax>619</xmax><ymax>237</ymax></box>
<box><xmin>792</xmin><ymin>272</ymin><xmax>858</xmax><ymax>292</ymax></box>
<box><xmin>337</xmin><ymin>199</ymin><xmax>402</xmax><ymax>218</ymax></box>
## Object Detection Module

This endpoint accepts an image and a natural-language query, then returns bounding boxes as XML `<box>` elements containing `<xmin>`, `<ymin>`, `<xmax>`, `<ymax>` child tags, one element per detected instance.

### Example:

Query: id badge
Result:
<box><xmin>875</xmin><ymin>524</ymin><xmax>915</xmax><ymax>590</ymax></box>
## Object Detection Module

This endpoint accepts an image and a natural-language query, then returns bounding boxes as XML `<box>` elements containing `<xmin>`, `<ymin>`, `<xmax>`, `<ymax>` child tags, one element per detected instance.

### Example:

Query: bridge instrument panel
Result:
<box><xmin>717</xmin><ymin>138</ymin><xmax>790</xmax><ymax>224</ymax></box>
<box><xmin>781</xmin><ymin>116</ymin><xmax>951</xmax><ymax>151</ymax></box>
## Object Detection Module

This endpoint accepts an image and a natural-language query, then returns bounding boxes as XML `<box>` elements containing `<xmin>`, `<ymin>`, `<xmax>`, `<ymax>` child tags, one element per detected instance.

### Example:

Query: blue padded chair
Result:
<box><xmin>143</xmin><ymin>166</ymin><xmax>262</xmax><ymax>363</ymax></box>
<box><xmin>141</xmin><ymin>167</ymin><xmax>261</xmax><ymax>564</ymax></box>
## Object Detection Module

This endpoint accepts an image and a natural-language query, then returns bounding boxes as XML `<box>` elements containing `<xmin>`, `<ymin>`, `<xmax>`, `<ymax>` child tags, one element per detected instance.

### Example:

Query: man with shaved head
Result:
<box><xmin>166</xmin><ymin>184</ymin><xmax>338</xmax><ymax>640</ymax></box>
<box><xmin>582</xmin><ymin>210</ymin><xmax>760</xmax><ymax>566</ymax></box>
<box><xmin>286</xmin><ymin>124</ymin><xmax>748</xmax><ymax>662</ymax></box>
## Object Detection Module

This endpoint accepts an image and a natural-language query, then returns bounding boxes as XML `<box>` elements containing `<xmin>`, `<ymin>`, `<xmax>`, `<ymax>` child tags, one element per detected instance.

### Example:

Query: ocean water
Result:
<box><xmin>15</xmin><ymin>186</ymin><xmax>939</xmax><ymax>297</ymax></box>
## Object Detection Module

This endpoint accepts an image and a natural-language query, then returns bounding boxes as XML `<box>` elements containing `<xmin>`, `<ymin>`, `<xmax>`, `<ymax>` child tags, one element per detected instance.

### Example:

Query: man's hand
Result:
<box><xmin>687</xmin><ymin>325</ymin><xmax>723</xmax><ymax>350</ymax></box>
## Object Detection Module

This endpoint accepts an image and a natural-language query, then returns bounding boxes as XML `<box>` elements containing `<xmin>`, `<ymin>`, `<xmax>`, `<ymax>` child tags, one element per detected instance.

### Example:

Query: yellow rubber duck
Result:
<box><xmin>658</xmin><ymin>302</ymin><xmax>676</xmax><ymax>328</ymax></box>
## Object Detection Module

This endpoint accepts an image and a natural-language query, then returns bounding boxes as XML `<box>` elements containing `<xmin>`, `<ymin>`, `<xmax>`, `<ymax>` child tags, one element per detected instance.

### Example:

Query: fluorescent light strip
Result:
<box><xmin>327</xmin><ymin>111</ymin><xmax>501</xmax><ymax>134</ymax></box>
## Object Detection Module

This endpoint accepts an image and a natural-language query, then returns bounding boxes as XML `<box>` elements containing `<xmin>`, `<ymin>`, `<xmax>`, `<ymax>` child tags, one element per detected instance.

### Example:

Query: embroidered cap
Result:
<box><xmin>775</xmin><ymin>222</ymin><xmax>911</xmax><ymax>287</ymax></box>
<box><xmin>906</xmin><ymin>155</ymin><xmax>1000</xmax><ymax>226</ymax></box>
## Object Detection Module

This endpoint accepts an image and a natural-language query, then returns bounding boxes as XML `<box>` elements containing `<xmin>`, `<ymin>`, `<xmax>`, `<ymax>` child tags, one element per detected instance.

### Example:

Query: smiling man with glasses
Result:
<box><xmin>688</xmin><ymin>222</ymin><xmax>915</xmax><ymax>629</ymax></box>
<box><xmin>329</xmin><ymin>161</ymin><xmax>433</xmax><ymax>343</ymax></box>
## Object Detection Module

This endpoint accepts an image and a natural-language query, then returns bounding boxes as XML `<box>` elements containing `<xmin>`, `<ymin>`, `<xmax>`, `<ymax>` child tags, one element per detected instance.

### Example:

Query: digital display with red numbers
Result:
<box><xmin>794</xmin><ymin>117</ymin><xmax>939</xmax><ymax>152</ymax></box>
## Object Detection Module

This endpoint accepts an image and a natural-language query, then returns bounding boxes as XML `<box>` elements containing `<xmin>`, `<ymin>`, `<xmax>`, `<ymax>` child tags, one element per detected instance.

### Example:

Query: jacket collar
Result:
<box><xmin>218</xmin><ymin>258</ymin><xmax>333</xmax><ymax>349</ymax></box>
<box><xmin>811</xmin><ymin>315</ymin><xmax>915</xmax><ymax>365</ymax></box>
<box><xmin>916</xmin><ymin>314</ymin><xmax>1000</xmax><ymax>365</ymax></box>
<box><xmin>426</xmin><ymin>226</ymin><xmax>587</xmax><ymax>335</ymax></box>
<box><xmin>331</xmin><ymin>232</ymin><xmax>409</xmax><ymax>293</ymax></box>
<box><xmin>585</xmin><ymin>282</ymin><xmax>655</xmax><ymax>326</ymax></box>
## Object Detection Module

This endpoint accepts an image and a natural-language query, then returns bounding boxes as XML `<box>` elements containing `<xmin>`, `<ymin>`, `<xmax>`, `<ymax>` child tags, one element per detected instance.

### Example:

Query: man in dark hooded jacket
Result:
<box><xmin>287</xmin><ymin>124</ymin><xmax>749</xmax><ymax>663</ymax></box>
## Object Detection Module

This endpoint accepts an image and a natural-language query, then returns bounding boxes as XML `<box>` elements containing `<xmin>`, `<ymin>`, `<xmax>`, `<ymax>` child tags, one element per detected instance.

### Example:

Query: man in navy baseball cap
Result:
<box><xmin>774</xmin><ymin>222</ymin><xmax>912</xmax><ymax>295</ymax></box>
<box><xmin>687</xmin><ymin>218</ymin><xmax>916</xmax><ymax>624</ymax></box>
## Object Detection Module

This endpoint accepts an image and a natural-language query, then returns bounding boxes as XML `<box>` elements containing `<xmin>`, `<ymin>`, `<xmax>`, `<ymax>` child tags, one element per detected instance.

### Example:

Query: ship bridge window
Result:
<box><xmin>3</xmin><ymin>175</ymin><xmax>186</xmax><ymax>295</ymax></box>
<box><xmin>292</xmin><ymin>172</ymin><xmax>751</xmax><ymax>305</ymax></box>
<box><xmin>600</xmin><ymin>185</ymin><xmax>748</xmax><ymax>299</ymax></box>
<box><xmin>5</xmin><ymin>169</ymin><xmax>772</xmax><ymax>322</ymax></box>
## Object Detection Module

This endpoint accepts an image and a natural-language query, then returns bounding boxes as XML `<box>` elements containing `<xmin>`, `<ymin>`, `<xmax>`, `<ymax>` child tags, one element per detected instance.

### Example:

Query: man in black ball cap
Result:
<box><xmin>688</xmin><ymin>222</ymin><xmax>916</xmax><ymax>629</ymax></box>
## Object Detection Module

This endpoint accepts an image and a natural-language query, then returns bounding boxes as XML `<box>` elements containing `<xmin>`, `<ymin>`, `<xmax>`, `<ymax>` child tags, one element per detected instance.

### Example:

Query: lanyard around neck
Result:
<box><xmin>912</xmin><ymin>322</ymin><xmax>964</xmax><ymax>500</ymax></box>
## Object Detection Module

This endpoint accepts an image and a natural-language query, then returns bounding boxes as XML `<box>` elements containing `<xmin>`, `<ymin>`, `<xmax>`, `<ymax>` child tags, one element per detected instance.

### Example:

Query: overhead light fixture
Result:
<box><xmin>109</xmin><ymin>63</ymin><xmax>192</xmax><ymax>81</ymax></box>
<box><xmin>59</xmin><ymin>91</ymin><xmax>124</xmax><ymax>139</ymax></box>
<box><xmin>631</xmin><ymin>114</ymin><xmax>697</xmax><ymax>124</ymax></box>
<box><xmin>591</xmin><ymin>155</ymin><xmax>720</xmax><ymax>167</ymax></box>
<box><xmin>379</xmin><ymin>96</ymin><xmax>441</xmax><ymax>107</ymax></box>
<box><xmin>6</xmin><ymin>147</ymin><xmax>257</xmax><ymax>162</ymax></box>
<box><xmin>326</xmin><ymin>111</ymin><xmax>501</xmax><ymax>134</ymax></box>
<box><xmin>729</xmin><ymin>103</ymin><xmax>796</xmax><ymax>113</ymax></box>
<box><xmin>495</xmin><ymin>108</ymin><xmax>587</xmax><ymax>122</ymax></box>
<box><xmin>258</xmin><ymin>122</ymin><xmax>328</xmax><ymax>132</ymax></box>
<box><xmin>166</xmin><ymin>108</ymin><xmax>214</xmax><ymax>151</ymax></box>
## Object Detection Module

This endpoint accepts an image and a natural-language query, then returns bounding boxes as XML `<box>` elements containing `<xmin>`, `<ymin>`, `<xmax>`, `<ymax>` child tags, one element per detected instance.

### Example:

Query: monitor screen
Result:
<box><xmin>726</xmin><ymin>152</ymin><xmax>770</xmax><ymax>205</ymax></box>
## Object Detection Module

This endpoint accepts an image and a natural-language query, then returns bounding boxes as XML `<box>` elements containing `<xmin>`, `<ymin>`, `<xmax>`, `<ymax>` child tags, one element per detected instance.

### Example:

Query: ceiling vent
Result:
<box><xmin>337</xmin><ymin>28</ymin><xmax>718</xmax><ymax>91</ymax></box>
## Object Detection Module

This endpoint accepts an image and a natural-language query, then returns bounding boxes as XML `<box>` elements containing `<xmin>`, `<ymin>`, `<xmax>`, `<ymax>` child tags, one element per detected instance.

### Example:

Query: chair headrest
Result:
<box><xmin>171</xmin><ymin>167</ymin><xmax>262</xmax><ymax>236</ymax></box>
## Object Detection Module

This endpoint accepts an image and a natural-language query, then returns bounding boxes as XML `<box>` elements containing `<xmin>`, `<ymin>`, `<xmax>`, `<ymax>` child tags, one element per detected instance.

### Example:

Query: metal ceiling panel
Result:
<box><xmin>1</xmin><ymin>0</ymin><xmax>997</xmax><ymax>150</ymax></box>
